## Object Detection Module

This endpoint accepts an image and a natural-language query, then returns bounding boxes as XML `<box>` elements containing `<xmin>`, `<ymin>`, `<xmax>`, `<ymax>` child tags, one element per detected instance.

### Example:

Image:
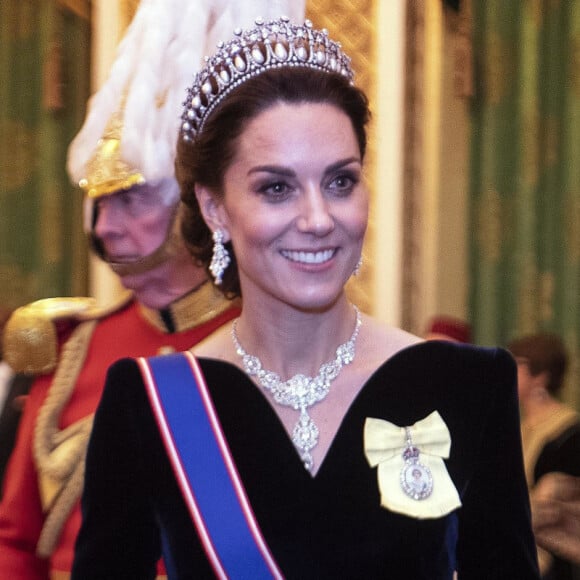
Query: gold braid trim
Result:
<box><xmin>38</xmin><ymin>460</ymin><xmax>86</xmax><ymax>558</ymax></box>
<box><xmin>138</xmin><ymin>281</ymin><xmax>236</xmax><ymax>333</ymax></box>
<box><xmin>4</xmin><ymin>292</ymin><xmax>132</xmax><ymax>374</ymax></box>
<box><xmin>33</xmin><ymin>320</ymin><xmax>97</xmax><ymax>558</ymax></box>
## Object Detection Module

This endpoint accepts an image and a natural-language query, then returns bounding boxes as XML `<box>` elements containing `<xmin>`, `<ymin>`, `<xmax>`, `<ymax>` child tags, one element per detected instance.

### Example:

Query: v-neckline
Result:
<box><xmin>198</xmin><ymin>351</ymin><xmax>410</xmax><ymax>480</ymax></box>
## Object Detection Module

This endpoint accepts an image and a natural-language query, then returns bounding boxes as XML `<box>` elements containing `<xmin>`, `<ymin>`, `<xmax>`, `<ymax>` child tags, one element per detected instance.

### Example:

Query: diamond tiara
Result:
<box><xmin>180</xmin><ymin>16</ymin><xmax>354</xmax><ymax>142</ymax></box>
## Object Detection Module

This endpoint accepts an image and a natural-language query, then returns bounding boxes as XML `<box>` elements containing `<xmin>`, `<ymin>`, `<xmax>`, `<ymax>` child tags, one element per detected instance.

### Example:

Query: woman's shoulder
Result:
<box><xmin>355</xmin><ymin>317</ymin><xmax>515</xmax><ymax>400</ymax></box>
<box><xmin>357</xmin><ymin>315</ymin><xmax>420</xmax><ymax>368</ymax></box>
<box><xmin>356</xmin><ymin>336</ymin><xmax>519</xmax><ymax>442</ymax></box>
<box><xmin>359</xmin><ymin>314</ymin><xmax>515</xmax><ymax>377</ymax></box>
<box><xmin>100</xmin><ymin>356</ymin><xmax>148</xmax><ymax>403</ymax></box>
<box><xmin>106</xmin><ymin>355</ymin><xmax>143</xmax><ymax>378</ymax></box>
<box><xmin>380</xmin><ymin>339</ymin><xmax>515</xmax><ymax>383</ymax></box>
<box><xmin>190</xmin><ymin>323</ymin><xmax>239</xmax><ymax>365</ymax></box>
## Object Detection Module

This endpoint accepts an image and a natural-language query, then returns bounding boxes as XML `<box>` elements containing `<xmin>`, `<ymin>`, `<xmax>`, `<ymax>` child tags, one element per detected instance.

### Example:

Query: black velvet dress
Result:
<box><xmin>72</xmin><ymin>341</ymin><xmax>540</xmax><ymax>579</ymax></box>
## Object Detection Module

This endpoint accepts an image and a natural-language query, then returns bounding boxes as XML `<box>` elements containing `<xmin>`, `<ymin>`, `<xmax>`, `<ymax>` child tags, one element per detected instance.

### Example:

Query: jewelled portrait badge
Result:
<box><xmin>364</xmin><ymin>411</ymin><xmax>462</xmax><ymax>519</ymax></box>
<box><xmin>400</xmin><ymin>428</ymin><xmax>434</xmax><ymax>500</ymax></box>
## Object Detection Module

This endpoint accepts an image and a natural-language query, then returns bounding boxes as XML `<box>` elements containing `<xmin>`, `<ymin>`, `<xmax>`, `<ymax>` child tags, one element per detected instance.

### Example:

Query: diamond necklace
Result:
<box><xmin>231</xmin><ymin>306</ymin><xmax>362</xmax><ymax>473</ymax></box>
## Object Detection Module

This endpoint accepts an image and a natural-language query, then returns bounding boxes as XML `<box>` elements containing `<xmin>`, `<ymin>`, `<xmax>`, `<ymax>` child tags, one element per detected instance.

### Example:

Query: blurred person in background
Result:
<box><xmin>509</xmin><ymin>332</ymin><xmax>580</xmax><ymax>579</ymax></box>
<box><xmin>533</xmin><ymin>472</ymin><xmax>580</xmax><ymax>567</ymax></box>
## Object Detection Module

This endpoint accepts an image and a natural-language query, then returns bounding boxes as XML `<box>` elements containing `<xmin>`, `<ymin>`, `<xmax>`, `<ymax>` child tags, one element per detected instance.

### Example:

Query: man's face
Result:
<box><xmin>93</xmin><ymin>181</ymin><xmax>175</xmax><ymax>263</ymax></box>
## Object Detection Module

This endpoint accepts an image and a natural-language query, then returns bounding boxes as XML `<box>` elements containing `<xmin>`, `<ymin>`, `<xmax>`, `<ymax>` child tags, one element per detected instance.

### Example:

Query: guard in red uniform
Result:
<box><xmin>0</xmin><ymin>1</ymin><xmax>250</xmax><ymax>576</ymax></box>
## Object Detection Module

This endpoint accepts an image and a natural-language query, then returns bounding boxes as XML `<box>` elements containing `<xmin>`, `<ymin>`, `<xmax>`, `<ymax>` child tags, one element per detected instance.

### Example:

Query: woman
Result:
<box><xmin>72</xmin><ymin>18</ymin><xmax>539</xmax><ymax>579</ymax></box>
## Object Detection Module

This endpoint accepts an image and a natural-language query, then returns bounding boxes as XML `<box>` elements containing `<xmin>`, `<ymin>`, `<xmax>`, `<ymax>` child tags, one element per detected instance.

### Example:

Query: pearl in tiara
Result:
<box><xmin>180</xmin><ymin>16</ymin><xmax>355</xmax><ymax>142</ymax></box>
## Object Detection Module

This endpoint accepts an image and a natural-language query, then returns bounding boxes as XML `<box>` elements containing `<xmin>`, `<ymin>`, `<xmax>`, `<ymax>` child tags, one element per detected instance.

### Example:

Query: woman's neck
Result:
<box><xmin>521</xmin><ymin>394</ymin><xmax>562</xmax><ymax>427</ymax></box>
<box><xmin>234</xmin><ymin>297</ymin><xmax>357</xmax><ymax>380</ymax></box>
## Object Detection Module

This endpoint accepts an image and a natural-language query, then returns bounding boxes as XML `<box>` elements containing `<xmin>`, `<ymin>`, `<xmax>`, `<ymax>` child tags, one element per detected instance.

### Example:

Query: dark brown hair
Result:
<box><xmin>176</xmin><ymin>67</ymin><xmax>370</xmax><ymax>298</ymax></box>
<box><xmin>508</xmin><ymin>332</ymin><xmax>569</xmax><ymax>394</ymax></box>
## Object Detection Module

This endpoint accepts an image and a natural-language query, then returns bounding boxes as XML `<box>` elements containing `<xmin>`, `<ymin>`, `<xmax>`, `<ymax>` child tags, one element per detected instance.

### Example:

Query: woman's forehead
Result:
<box><xmin>235</xmin><ymin>102</ymin><xmax>358</xmax><ymax>156</ymax></box>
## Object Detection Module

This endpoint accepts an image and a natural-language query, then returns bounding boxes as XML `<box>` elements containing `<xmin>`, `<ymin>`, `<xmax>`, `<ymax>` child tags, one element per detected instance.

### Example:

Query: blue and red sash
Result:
<box><xmin>138</xmin><ymin>351</ymin><xmax>284</xmax><ymax>579</ymax></box>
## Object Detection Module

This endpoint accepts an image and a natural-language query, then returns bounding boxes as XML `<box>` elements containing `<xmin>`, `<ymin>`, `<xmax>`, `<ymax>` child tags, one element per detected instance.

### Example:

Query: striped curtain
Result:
<box><xmin>469</xmin><ymin>1</ymin><xmax>580</xmax><ymax>407</ymax></box>
<box><xmin>0</xmin><ymin>0</ymin><xmax>90</xmax><ymax>309</ymax></box>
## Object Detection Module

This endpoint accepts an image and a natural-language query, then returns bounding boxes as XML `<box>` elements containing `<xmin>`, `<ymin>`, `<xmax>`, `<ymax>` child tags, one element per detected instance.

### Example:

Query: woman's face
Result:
<box><xmin>202</xmin><ymin>102</ymin><xmax>368</xmax><ymax>311</ymax></box>
<box><xmin>514</xmin><ymin>356</ymin><xmax>547</xmax><ymax>403</ymax></box>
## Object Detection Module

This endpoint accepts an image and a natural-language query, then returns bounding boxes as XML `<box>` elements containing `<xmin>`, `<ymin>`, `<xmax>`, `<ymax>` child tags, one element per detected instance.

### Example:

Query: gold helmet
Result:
<box><xmin>77</xmin><ymin>105</ymin><xmax>145</xmax><ymax>199</ymax></box>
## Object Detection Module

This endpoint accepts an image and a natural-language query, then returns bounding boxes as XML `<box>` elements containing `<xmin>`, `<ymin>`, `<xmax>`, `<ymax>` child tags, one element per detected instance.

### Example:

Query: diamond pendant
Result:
<box><xmin>292</xmin><ymin>408</ymin><xmax>319</xmax><ymax>472</ymax></box>
<box><xmin>400</xmin><ymin>427</ymin><xmax>433</xmax><ymax>500</ymax></box>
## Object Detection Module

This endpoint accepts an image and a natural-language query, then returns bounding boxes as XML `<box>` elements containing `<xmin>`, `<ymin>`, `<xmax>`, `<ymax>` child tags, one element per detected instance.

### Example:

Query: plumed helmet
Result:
<box><xmin>67</xmin><ymin>0</ymin><xmax>306</xmax><ymax>199</ymax></box>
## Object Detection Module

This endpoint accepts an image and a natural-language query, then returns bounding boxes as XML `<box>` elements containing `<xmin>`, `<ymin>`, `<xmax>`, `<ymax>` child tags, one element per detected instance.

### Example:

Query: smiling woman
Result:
<box><xmin>72</xmin><ymin>17</ymin><xmax>540</xmax><ymax>579</ymax></box>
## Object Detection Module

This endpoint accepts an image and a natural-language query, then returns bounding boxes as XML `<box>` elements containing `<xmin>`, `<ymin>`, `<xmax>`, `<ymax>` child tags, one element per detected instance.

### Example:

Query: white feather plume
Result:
<box><xmin>67</xmin><ymin>0</ymin><xmax>306</xmax><ymax>186</ymax></box>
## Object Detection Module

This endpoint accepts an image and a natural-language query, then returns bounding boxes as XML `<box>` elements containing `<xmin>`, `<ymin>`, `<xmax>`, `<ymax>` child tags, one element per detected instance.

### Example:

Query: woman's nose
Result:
<box><xmin>296</xmin><ymin>188</ymin><xmax>335</xmax><ymax>235</ymax></box>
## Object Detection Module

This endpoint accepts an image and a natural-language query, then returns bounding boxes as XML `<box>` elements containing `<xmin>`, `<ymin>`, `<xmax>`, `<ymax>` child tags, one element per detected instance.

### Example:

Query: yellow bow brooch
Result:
<box><xmin>364</xmin><ymin>411</ymin><xmax>462</xmax><ymax>519</ymax></box>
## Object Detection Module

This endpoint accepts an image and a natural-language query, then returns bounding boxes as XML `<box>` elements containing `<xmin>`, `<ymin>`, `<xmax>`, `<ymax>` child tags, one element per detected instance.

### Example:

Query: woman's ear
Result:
<box><xmin>194</xmin><ymin>185</ymin><xmax>230</xmax><ymax>240</ymax></box>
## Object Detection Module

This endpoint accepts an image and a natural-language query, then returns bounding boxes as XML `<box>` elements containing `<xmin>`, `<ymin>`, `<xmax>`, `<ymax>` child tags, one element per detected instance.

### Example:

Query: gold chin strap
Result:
<box><xmin>105</xmin><ymin>203</ymin><xmax>182</xmax><ymax>277</ymax></box>
<box><xmin>107</xmin><ymin>226</ymin><xmax>181</xmax><ymax>277</ymax></box>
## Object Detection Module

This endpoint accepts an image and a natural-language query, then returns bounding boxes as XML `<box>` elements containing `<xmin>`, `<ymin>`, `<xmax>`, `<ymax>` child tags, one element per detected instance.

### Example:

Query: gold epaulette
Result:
<box><xmin>3</xmin><ymin>293</ymin><xmax>133</xmax><ymax>375</ymax></box>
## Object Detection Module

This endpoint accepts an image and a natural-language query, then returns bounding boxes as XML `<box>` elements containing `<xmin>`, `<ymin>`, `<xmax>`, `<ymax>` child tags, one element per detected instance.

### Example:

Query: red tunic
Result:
<box><xmin>0</xmin><ymin>296</ymin><xmax>238</xmax><ymax>579</ymax></box>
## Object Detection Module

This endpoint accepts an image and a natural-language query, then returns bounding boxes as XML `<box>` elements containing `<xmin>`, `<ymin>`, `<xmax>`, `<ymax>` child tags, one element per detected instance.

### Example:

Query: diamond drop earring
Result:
<box><xmin>209</xmin><ymin>229</ymin><xmax>231</xmax><ymax>285</ymax></box>
<box><xmin>353</xmin><ymin>255</ymin><xmax>363</xmax><ymax>277</ymax></box>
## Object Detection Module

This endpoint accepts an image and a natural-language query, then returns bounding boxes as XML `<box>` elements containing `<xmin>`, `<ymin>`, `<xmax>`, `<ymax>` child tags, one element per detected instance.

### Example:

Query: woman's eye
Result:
<box><xmin>259</xmin><ymin>181</ymin><xmax>292</xmax><ymax>200</ymax></box>
<box><xmin>328</xmin><ymin>173</ymin><xmax>359</xmax><ymax>195</ymax></box>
